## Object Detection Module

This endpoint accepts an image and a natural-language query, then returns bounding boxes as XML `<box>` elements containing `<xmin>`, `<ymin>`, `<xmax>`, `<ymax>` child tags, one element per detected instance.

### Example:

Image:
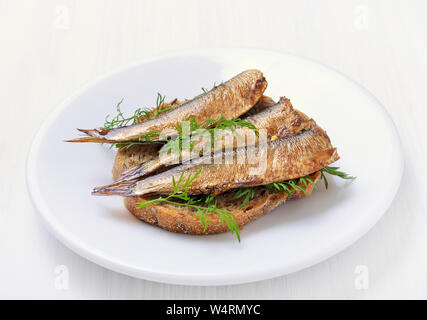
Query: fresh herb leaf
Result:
<box><xmin>241</xmin><ymin>166</ymin><xmax>355</xmax><ymax>207</ymax></box>
<box><xmin>104</xmin><ymin>93</ymin><xmax>175</xmax><ymax>130</ymax></box>
<box><xmin>135</xmin><ymin>166</ymin><xmax>354</xmax><ymax>241</ymax></box>
<box><xmin>266</xmin><ymin>166</ymin><xmax>355</xmax><ymax>194</ymax></box>
<box><xmin>105</xmin><ymin>93</ymin><xmax>180</xmax><ymax>149</ymax></box>
<box><xmin>320</xmin><ymin>166</ymin><xmax>356</xmax><ymax>189</ymax></box>
<box><xmin>136</xmin><ymin>169</ymin><xmax>241</xmax><ymax>242</ymax></box>
<box><xmin>322</xmin><ymin>166</ymin><xmax>356</xmax><ymax>180</ymax></box>
<box><xmin>305</xmin><ymin>177</ymin><xmax>318</xmax><ymax>189</ymax></box>
<box><xmin>159</xmin><ymin>115</ymin><xmax>258</xmax><ymax>158</ymax></box>
<box><xmin>152</xmin><ymin>93</ymin><xmax>173</xmax><ymax>117</ymax></box>
<box><xmin>234</xmin><ymin>188</ymin><xmax>255</xmax><ymax>209</ymax></box>
<box><xmin>113</xmin><ymin>131</ymin><xmax>163</xmax><ymax>150</ymax></box>
<box><xmin>320</xmin><ymin>170</ymin><xmax>328</xmax><ymax>189</ymax></box>
<box><xmin>265</xmin><ymin>178</ymin><xmax>308</xmax><ymax>195</ymax></box>
<box><xmin>206</xmin><ymin>114</ymin><xmax>259</xmax><ymax>136</ymax></box>
<box><xmin>194</xmin><ymin>82</ymin><xmax>223</xmax><ymax>98</ymax></box>
<box><xmin>103</xmin><ymin>98</ymin><xmax>149</xmax><ymax>129</ymax></box>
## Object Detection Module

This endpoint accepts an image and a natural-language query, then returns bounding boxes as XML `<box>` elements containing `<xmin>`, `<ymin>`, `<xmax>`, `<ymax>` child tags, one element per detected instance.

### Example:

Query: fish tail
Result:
<box><xmin>116</xmin><ymin>160</ymin><xmax>158</xmax><ymax>182</ymax></box>
<box><xmin>92</xmin><ymin>180</ymin><xmax>135</xmax><ymax>196</ymax></box>
<box><xmin>65</xmin><ymin>128</ymin><xmax>114</xmax><ymax>143</ymax></box>
<box><xmin>77</xmin><ymin>128</ymin><xmax>94</xmax><ymax>135</ymax></box>
<box><xmin>65</xmin><ymin>136</ymin><xmax>113</xmax><ymax>143</ymax></box>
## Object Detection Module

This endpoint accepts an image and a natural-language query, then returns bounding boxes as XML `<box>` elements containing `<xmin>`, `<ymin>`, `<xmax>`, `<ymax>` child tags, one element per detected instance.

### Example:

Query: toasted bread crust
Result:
<box><xmin>113</xmin><ymin>145</ymin><xmax>320</xmax><ymax>234</ymax></box>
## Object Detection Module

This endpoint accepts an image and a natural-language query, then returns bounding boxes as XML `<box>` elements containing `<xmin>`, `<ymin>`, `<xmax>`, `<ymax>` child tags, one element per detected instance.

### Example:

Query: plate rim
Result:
<box><xmin>26</xmin><ymin>48</ymin><xmax>404</xmax><ymax>285</ymax></box>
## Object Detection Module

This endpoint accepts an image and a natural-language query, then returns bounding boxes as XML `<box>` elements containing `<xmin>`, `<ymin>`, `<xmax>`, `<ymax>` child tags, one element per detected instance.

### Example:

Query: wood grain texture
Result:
<box><xmin>0</xmin><ymin>0</ymin><xmax>426</xmax><ymax>299</ymax></box>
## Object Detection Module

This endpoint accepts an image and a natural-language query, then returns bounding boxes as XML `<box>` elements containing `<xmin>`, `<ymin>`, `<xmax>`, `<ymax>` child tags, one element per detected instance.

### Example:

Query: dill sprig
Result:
<box><xmin>104</xmin><ymin>99</ymin><xmax>144</xmax><ymax>129</ymax></box>
<box><xmin>195</xmin><ymin>81</ymin><xmax>223</xmax><ymax>98</ymax></box>
<box><xmin>105</xmin><ymin>93</ymin><xmax>178</xmax><ymax>149</ymax></box>
<box><xmin>105</xmin><ymin>83</ymin><xmax>225</xmax><ymax>135</ymax></box>
<box><xmin>206</xmin><ymin>115</ymin><xmax>259</xmax><ymax>136</ymax></box>
<box><xmin>136</xmin><ymin>166</ymin><xmax>355</xmax><ymax>241</ymax></box>
<box><xmin>113</xmin><ymin>131</ymin><xmax>163</xmax><ymax>150</ymax></box>
<box><xmin>159</xmin><ymin>115</ymin><xmax>258</xmax><ymax>157</ymax></box>
<box><xmin>150</xmin><ymin>93</ymin><xmax>173</xmax><ymax>119</ymax></box>
<box><xmin>320</xmin><ymin>166</ymin><xmax>356</xmax><ymax>189</ymax></box>
<box><xmin>104</xmin><ymin>93</ymin><xmax>172</xmax><ymax>130</ymax></box>
<box><xmin>235</xmin><ymin>166</ymin><xmax>355</xmax><ymax>209</ymax></box>
<box><xmin>233</xmin><ymin>188</ymin><xmax>255</xmax><ymax>209</ymax></box>
<box><xmin>136</xmin><ymin>169</ymin><xmax>241</xmax><ymax>241</ymax></box>
<box><xmin>265</xmin><ymin>176</ymin><xmax>317</xmax><ymax>195</ymax></box>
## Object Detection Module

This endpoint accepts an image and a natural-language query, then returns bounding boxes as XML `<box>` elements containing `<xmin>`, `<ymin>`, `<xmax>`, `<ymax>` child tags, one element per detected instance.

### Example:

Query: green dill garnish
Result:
<box><xmin>265</xmin><ymin>178</ymin><xmax>310</xmax><ymax>195</ymax></box>
<box><xmin>194</xmin><ymin>87</ymin><xmax>209</xmax><ymax>98</ymax></box>
<box><xmin>159</xmin><ymin>115</ymin><xmax>258</xmax><ymax>157</ymax></box>
<box><xmin>104</xmin><ymin>93</ymin><xmax>172</xmax><ymax>130</ymax></box>
<box><xmin>136</xmin><ymin>166</ymin><xmax>355</xmax><ymax>241</ymax></box>
<box><xmin>265</xmin><ymin>166</ymin><xmax>354</xmax><ymax>196</ymax></box>
<box><xmin>233</xmin><ymin>188</ymin><xmax>255</xmax><ymax>209</ymax></box>
<box><xmin>151</xmin><ymin>93</ymin><xmax>173</xmax><ymax>118</ymax></box>
<box><xmin>105</xmin><ymin>93</ymin><xmax>178</xmax><ymax>149</ymax></box>
<box><xmin>113</xmin><ymin>131</ymin><xmax>163</xmax><ymax>150</ymax></box>
<box><xmin>236</xmin><ymin>166</ymin><xmax>355</xmax><ymax>209</ymax></box>
<box><xmin>103</xmin><ymin>98</ymin><xmax>146</xmax><ymax>129</ymax></box>
<box><xmin>195</xmin><ymin>81</ymin><xmax>223</xmax><ymax>98</ymax></box>
<box><xmin>205</xmin><ymin>114</ymin><xmax>258</xmax><ymax>136</ymax></box>
<box><xmin>159</xmin><ymin>117</ymin><xmax>201</xmax><ymax>156</ymax></box>
<box><xmin>136</xmin><ymin>169</ymin><xmax>241</xmax><ymax>241</ymax></box>
<box><xmin>320</xmin><ymin>166</ymin><xmax>356</xmax><ymax>189</ymax></box>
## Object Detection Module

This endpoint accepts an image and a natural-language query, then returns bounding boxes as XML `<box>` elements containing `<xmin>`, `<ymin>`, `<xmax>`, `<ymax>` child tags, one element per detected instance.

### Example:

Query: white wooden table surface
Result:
<box><xmin>1</xmin><ymin>0</ymin><xmax>426</xmax><ymax>299</ymax></box>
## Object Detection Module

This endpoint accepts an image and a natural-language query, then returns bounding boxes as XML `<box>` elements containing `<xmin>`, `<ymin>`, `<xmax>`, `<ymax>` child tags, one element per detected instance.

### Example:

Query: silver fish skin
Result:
<box><xmin>67</xmin><ymin>69</ymin><xmax>267</xmax><ymax>143</ymax></box>
<box><xmin>92</xmin><ymin>123</ymin><xmax>339</xmax><ymax>197</ymax></box>
<box><xmin>109</xmin><ymin>96</ymin><xmax>311</xmax><ymax>184</ymax></box>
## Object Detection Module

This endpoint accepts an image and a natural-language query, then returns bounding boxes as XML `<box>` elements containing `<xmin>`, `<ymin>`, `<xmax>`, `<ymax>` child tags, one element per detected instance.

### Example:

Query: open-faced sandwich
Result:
<box><xmin>67</xmin><ymin>69</ymin><xmax>354</xmax><ymax>241</ymax></box>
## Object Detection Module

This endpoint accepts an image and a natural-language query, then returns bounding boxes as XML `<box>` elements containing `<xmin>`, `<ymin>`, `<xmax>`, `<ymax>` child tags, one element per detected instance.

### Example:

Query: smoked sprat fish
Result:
<box><xmin>106</xmin><ymin>97</ymin><xmax>312</xmax><ymax>185</ymax></box>
<box><xmin>92</xmin><ymin>123</ymin><xmax>339</xmax><ymax>197</ymax></box>
<box><xmin>67</xmin><ymin>69</ymin><xmax>267</xmax><ymax>143</ymax></box>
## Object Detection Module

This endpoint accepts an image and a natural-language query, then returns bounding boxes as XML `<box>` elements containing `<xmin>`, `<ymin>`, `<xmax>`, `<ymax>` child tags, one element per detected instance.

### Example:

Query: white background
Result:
<box><xmin>0</xmin><ymin>0</ymin><xmax>426</xmax><ymax>299</ymax></box>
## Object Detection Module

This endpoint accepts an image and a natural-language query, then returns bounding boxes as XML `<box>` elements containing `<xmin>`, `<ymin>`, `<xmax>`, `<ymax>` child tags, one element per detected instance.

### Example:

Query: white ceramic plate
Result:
<box><xmin>27</xmin><ymin>49</ymin><xmax>403</xmax><ymax>285</ymax></box>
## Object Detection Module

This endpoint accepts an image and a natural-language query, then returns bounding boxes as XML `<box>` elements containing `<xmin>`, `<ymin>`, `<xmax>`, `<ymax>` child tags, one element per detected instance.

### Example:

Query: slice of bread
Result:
<box><xmin>112</xmin><ymin>144</ymin><xmax>321</xmax><ymax>235</ymax></box>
